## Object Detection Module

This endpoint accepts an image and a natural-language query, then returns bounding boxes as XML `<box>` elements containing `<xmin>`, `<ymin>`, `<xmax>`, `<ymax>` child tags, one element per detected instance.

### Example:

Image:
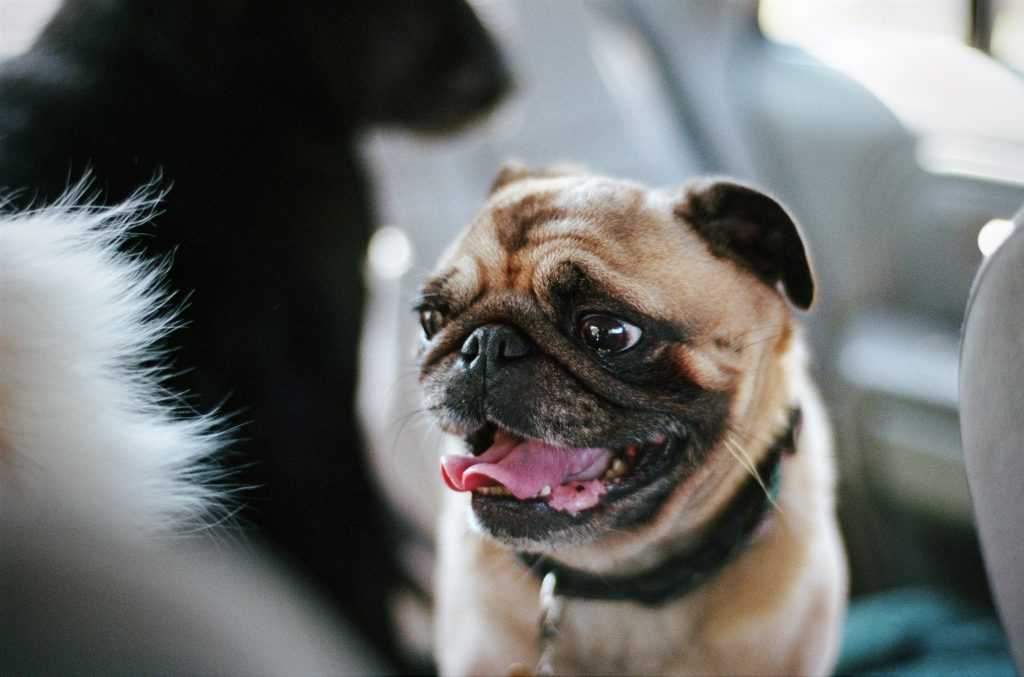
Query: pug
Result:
<box><xmin>416</xmin><ymin>164</ymin><xmax>847</xmax><ymax>676</ymax></box>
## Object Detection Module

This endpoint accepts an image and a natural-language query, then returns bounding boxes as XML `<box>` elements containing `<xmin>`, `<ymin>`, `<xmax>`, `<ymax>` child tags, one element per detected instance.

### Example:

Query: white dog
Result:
<box><xmin>0</xmin><ymin>190</ymin><xmax>221</xmax><ymax>535</ymax></box>
<box><xmin>0</xmin><ymin>192</ymin><xmax>392</xmax><ymax>675</ymax></box>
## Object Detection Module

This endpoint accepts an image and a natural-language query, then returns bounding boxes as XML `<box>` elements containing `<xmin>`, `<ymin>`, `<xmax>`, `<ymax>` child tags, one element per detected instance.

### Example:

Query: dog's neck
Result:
<box><xmin>516</xmin><ymin>408</ymin><xmax>801</xmax><ymax>607</ymax></box>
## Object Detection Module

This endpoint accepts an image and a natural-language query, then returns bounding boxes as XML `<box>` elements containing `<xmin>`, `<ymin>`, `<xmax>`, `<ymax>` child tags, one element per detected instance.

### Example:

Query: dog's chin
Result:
<box><xmin>445</xmin><ymin>419</ymin><xmax>696</xmax><ymax>549</ymax></box>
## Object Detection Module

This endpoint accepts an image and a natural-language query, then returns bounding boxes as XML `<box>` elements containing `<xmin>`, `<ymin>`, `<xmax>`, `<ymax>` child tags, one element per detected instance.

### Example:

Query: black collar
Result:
<box><xmin>517</xmin><ymin>408</ymin><xmax>801</xmax><ymax>607</ymax></box>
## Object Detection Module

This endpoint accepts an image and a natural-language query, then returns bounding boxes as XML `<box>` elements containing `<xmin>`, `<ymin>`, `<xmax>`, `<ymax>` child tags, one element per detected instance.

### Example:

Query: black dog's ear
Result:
<box><xmin>488</xmin><ymin>161</ymin><xmax>588</xmax><ymax>195</ymax></box>
<box><xmin>676</xmin><ymin>178</ymin><xmax>815</xmax><ymax>310</ymax></box>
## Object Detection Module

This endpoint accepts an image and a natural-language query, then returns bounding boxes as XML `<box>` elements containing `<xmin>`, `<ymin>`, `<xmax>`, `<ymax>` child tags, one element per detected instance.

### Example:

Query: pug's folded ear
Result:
<box><xmin>488</xmin><ymin>161</ymin><xmax>589</xmax><ymax>195</ymax></box>
<box><xmin>676</xmin><ymin>178</ymin><xmax>816</xmax><ymax>311</ymax></box>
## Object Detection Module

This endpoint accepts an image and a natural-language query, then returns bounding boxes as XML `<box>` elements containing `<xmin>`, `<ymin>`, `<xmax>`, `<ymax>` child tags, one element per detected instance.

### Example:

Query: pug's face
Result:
<box><xmin>417</xmin><ymin>165</ymin><xmax>813</xmax><ymax>549</ymax></box>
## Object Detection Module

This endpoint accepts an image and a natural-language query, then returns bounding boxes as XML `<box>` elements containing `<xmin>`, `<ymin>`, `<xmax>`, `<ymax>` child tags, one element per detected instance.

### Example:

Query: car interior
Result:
<box><xmin>2</xmin><ymin>0</ymin><xmax>1022</xmax><ymax>673</ymax></box>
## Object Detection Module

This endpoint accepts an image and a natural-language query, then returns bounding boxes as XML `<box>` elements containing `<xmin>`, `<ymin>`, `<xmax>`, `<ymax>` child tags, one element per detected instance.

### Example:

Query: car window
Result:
<box><xmin>759</xmin><ymin>0</ymin><xmax>971</xmax><ymax>48</ymax></box>
<box><xmin>761</xmin><ymin>0</ymin><xmax>1024</xmax><ymax>74</ymax></box>
<box><xmin>992</xmin><ymin>0</ymin><xmax>1024</xmax><ymax>71</ymax></box>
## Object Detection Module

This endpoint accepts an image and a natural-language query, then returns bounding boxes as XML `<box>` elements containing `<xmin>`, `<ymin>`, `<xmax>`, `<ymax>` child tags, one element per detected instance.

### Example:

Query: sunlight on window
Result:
<box><xmin>758</xmin><ymin>0</ymin><xmax>1024</xmax><ymax>187</ymax></box>
<box><xmin>759</xmin><ymin>0</ymin><xmax>970</xmax><ymax>51</ymax></box>
<box><xmin>992</xmin><ymin>0</ymin><xmax>1024</xmax><ymax>71</ymax></box>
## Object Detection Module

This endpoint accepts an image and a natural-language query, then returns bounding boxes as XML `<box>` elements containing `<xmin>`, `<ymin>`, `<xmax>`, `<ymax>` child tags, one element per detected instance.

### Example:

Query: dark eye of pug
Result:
<box><xmin>420</xmin><ymin>309</ymin><xmax>446</xmax><ymax>339</ymax></box>
<box><xmin>578</xmin><ymin>314</ymin><xmax>642</xmax><ymax>354</ymax></box>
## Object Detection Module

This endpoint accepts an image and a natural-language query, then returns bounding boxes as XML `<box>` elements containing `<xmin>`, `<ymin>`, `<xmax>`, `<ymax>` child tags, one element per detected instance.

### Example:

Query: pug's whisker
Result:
<box><xmin>729</xmin><ymin>432</ymin><xmax>782</xmax><ymax>512</ymax></box>
<box><xmin>723</xmin><ymin>435</ymin><xmax>759</xmax><ymax>482</ymax></box>
<box><xmin>739</xmin><ymin>335</ymin><xmax>788</xmax><ymax>351</ymax></box>
<box><xmin>387</xmin><ymin>407</ymin><xmax>437</xmax><ymax>464</ymax></box>
<box><xmin>388</xmin><ymin>406</ymin><xmax>433</xmax><ymax>432</ymax></box>
<box><xmin>693</xmin><ymin>322</ymin><xmax>791</xmax><ymax>350</ymax></box>
<box><xmin>727</xmin><ymin>322</ymin><xmax>791</xmax><ymax>340</ymax></box>
<box><xmin>725</xmin><ymin>421</ymin><xmax>775</xmax><ymax>448</ymax></box>
<box><xmin>723</xmin><ymin>433</ymin><xmax>780</xmax><ymax>512</ymax></box>
<box><xmin>385</xmin><ymin>369</ymin><xmax>425</xmax><ymax>396</ymax></box>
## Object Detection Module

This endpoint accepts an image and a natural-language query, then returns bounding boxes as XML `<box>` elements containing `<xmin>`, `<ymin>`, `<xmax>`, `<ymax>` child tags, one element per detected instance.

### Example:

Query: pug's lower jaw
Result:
<box><xmin>420</xmin><ymin>164</ymin><xmax>847</xmax><ymax>676</ymax></box>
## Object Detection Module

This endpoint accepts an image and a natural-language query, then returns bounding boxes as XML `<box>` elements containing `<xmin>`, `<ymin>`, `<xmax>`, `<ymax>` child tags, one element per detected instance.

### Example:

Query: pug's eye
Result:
<box><xmin>419</xmin><ymin>308</ymin><xmax>446</xmax><ymax>340</ymax></box>
<box><xmin>578</xmin><ymin>314</ymin><xmax>642</xmax><ymax>354</ymax></box>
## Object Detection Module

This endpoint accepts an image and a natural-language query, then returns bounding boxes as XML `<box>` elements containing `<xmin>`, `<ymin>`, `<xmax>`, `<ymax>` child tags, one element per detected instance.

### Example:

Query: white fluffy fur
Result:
<box><xmin>0</xmin><ymin>190</ymin><xmax>223</xmax><ymax>536</ymax></box>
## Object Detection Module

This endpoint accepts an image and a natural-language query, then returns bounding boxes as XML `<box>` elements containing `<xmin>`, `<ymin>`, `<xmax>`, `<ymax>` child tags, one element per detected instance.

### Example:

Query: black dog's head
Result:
<box><xmin>34</xmin><ymin>0</ymin><xmax>510</xmax><ymax>134</ymax></box>
<box><xmin>293</xmin><ymin>0</ymin><xmax>512</xmax><ymax>131</ymax></box>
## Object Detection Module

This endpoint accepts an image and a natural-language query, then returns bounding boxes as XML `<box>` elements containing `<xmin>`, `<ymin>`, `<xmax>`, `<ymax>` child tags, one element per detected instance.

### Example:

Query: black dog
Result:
<box><xmin>0</xmin><ymin>0</ymin><xmax>508</xmax><ymax>658</ymax></box>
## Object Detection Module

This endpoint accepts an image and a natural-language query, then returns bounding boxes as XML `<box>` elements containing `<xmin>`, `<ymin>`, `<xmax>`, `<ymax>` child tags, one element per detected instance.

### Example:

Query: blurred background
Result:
<box><xmin>3</xmin><ymin>0</ymin><xmax>1023</xmax><ymax>673</ymax></box>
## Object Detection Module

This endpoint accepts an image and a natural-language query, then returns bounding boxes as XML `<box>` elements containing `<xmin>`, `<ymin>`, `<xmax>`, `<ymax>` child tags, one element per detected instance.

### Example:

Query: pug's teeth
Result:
<box><xmin>476</xmin><ymin>485</ymin><xmax>512</xmax><ymax>496</ymax></box>
<box><xmin>539</xmin><ymin>485</ymin><xmax>552</xmax><ymax>497</ymax></box>
<box><xmin>603</xmin><ymin>458</ymin><xmax>627</xmax><ymax>480</ymax></box>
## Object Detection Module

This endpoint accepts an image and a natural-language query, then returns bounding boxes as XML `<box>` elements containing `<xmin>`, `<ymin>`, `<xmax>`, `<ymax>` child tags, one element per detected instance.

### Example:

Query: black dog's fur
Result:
<box><xmin>0</xmin><ymin>0</ymin><xmax>508</xmax><ymax>658</ymax></box>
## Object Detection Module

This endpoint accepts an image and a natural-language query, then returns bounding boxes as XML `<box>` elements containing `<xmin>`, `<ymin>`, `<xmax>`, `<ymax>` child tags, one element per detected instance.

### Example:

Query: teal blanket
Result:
<box><xmin>837</xmin><ymin>588</ymin><xmax>1016</xmax><ymax>676</ymax></box>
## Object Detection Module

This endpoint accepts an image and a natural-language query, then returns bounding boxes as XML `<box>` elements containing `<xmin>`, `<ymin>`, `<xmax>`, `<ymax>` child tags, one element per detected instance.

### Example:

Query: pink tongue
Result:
<box><xmin>441</xmin><ymin>432</ymin><xmax>611</xmax><ymax>501</ymax></box>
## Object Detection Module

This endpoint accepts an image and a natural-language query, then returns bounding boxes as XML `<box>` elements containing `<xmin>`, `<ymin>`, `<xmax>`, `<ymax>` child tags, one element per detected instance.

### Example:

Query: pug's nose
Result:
<box><xmin>460</xmin><ymin>324</ymin><xmax>534</xmax><ymax>373</ymax></box>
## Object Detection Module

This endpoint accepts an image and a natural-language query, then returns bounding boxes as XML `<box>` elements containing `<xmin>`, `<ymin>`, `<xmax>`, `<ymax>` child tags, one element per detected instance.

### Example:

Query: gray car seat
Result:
<box><xmin>960</xmin><ymin>206</ymin><xmax>1024</xmax><ymax>672</ymax></box>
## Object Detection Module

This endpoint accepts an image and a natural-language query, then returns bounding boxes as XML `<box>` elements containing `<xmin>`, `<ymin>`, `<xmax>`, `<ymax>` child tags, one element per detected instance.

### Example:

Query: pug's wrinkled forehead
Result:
<box><xmin>420</xmin><ymin>165</ymin><xmax>810</xmax><ymax>353</ymax></box>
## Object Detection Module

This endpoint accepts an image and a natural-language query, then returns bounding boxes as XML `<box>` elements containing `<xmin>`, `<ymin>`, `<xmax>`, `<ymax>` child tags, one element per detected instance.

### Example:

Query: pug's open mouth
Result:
<box><xmin>441</xmin><ymin>421</ymin><xmax>681</xmax><ymax>517</ymax></box>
